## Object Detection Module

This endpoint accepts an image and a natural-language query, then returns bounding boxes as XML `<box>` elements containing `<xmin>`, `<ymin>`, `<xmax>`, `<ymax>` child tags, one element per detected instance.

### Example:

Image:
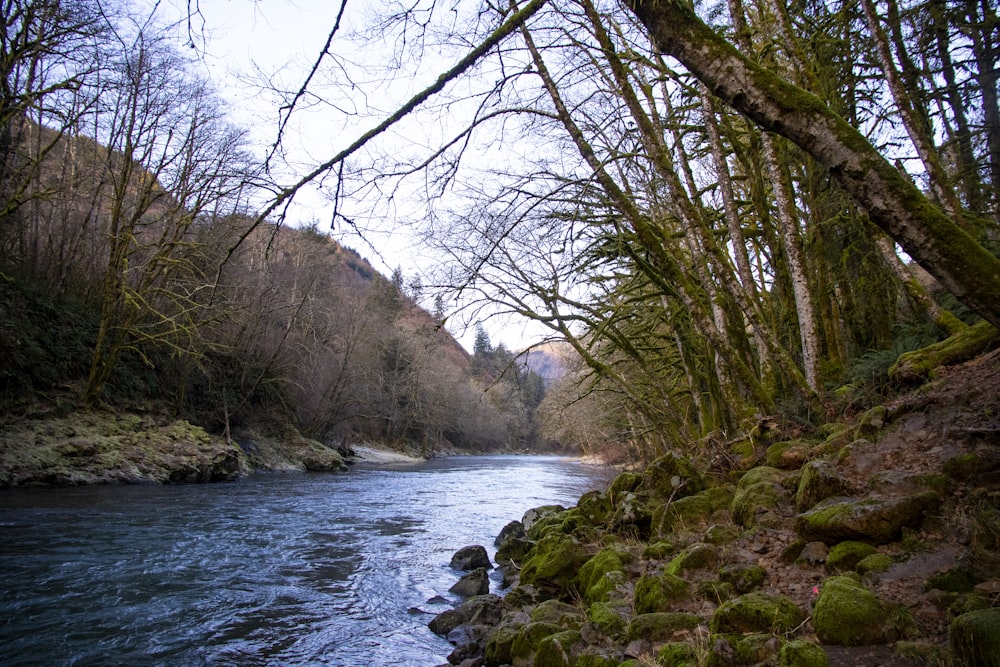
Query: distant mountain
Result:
<box><xmin>521</xmin><ymin>341</ymin><xmax>574</xmax><ymax>384</ymax></box>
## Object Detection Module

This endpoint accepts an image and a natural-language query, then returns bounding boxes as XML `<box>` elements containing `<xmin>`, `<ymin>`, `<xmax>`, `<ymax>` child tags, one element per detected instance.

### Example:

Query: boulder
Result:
<box><xmin>449</xmin><ymin>567</ymin><xmax>490</xmax><ymax>598</ymax></box>
<box><xmin>825</xmin><ymin>540</ymin><xmax>877</xmax><ymax>572</ymax></box>
<box><xmin>495</xmin><ymin>519</ymin><xmax>525</xmax><ymax>546</ymax></box>
<box><xmin>450</xmin><ymin>545</ymin><xmax>492</xmax><ymax>571</ymax></box>
<box><xmin>651</xmin><ymin>485</ymin><xmax>734</xmax><ymax>536</ymax></box>
<box><xmin>495</xmin><ymin>536</ymin><xmax>534</xmax><ymax>566</ymax></box>
<box><xmin>625</xmin><ymin>612</ymin><xmax>701</xmax><ymax>642</ymax></box>
<box><xmin>795</xmin><ymin>460</ymin><xmax>853</xmax><ymax>511</ymax></box>
<box><xmin>779</xmin><ymin>639</ymin><xmax>829</xmax><ymax>667</ymax></box>
<box><xmin>522</xmin><ymin>505</ymin><xmax>565</xmax><ymax>533</ymax></box>
<box><xmin>950</xmin><ymin>608</ymin><xmax>1000</xmax><ymax>667</ymax></box>
<box><xmin>664</xmin><ymin>542</ymin><xmax>718</xmax><ymax>576</ymax></box>
<box><xmin>587</xmin><ymin>601</ymin><xmax>628</xmax><ymax>638</ymax></box>
<box><xmin>637</xmin><ymin>452</ymin><xmax>706</xmax><ymax>500</ymax></box>
<box><xmin>708</xmin><ymin>592</ymin><xmax>805</xmax><ymax>634</ymax></box>
<box><xmin>517</xmin><ymin>533</ymin><xmax>590</xmax><ymax>595</ymax></box>
<box><xmin>428</xmin><ymin>594</ymin><xmax>503</xmax><ymax>636</ymax></box>
<box><xmin>766</xmin><ymin>439</ymin><xmax>812</xmax><ymax>469</ymax></box>
<box><xmin>633</xmin><ymin>572</ymin><xmax>690</xmax><ymax>614</ymax></box>
<box><xmin>718</xmin><ymin>563</ymin><xmax>767</xmax><ymax>593</ymax></box>
<box><xmin>574</xmin><ymin>546</ymin><xmax>628</xmax><ymax>604</ymax></box>
<box><xmin>796</xmin><ymin>492</ymin><xmax>941</xmax><ymax>544</ymax></box>
<box><xmin>812</xmin><ymin>576</ymin><xmax>891</xmax><ymax>645</ymax></box>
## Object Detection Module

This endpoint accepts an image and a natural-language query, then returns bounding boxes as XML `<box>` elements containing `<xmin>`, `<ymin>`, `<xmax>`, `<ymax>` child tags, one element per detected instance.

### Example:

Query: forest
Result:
<box><xmin>1</xmin><ymin>0</ymin><xmax>998</xmax><ymax>465</ymax></box>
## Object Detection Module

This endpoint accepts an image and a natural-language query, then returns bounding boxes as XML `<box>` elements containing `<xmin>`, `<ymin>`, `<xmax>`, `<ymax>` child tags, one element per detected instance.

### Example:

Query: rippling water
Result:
<box><xmin>0</xmin><ymin>455</ymin><xmax>612</xmax><ymax>666</ymax></box>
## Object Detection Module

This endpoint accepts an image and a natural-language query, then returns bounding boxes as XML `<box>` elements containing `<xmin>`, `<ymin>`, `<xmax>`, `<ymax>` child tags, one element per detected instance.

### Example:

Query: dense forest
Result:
<box><xmin>1</xmin><ymin>0</ymin><xmax>999</xmax><ymax>466</ymax></box>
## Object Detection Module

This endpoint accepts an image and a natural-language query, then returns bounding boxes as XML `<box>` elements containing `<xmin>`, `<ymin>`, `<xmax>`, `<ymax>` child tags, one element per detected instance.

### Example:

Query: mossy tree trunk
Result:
<box><xmin>627</xmin><ymin>0</ymin><xmax>1000</xmax><ymax>330</ymax></box>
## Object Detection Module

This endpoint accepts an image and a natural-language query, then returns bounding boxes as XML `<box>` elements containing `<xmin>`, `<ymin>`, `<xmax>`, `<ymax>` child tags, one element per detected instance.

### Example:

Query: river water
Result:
<box><xmin>0</xmin><ymin>455</ymin><xmax>612</xmax><ymax>666</ymax></box>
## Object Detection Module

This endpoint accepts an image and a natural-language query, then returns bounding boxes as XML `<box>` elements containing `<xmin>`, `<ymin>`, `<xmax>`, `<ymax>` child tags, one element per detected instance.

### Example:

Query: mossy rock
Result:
<box><xmin>523</xmin><ymin>504</ymin><xmax>566</xmax><ymax>533</ymax></box>
<box><xmin>730</xmin><ymin>633</ymin><xmax>783</xmax><ymax>664</ymax></box>
<box><xmin>950</xmin><ymin>608</ymin><xmax>1000</xmax><ymax>667</ymax></box>
<box><xmin>731</xmin><ymin>480</ymin><xmax>790</xmax><ymax>528</ymax></box>
<box><xmin>643</xmin><ymin>540</ymin><xmax>677</xmax><ymax>559</ymax></box>
<box><xmin>587</xmin><ymin>601</ymin><xmax>628</xmax><ymax>638</ymax></box>
<box><xmin>855</xmin><ymin>405</ymin><xmax>888</xmax><ymax>438</ymax></box>
<box><xmin>812</xmin><ymin>576</ymin><xmax>891</xmax><ymax>645</ymax></box>
<box><xmin>518</xmin><ymin>533</ymin><xmax>591</xmax><ymax>595</ymax></box>
<box><xmin>737</xmin><ymin>465</ymin><xmax>786</xmax><ymax>489</ymax></box>
<box><xmin>927</xmin><ymin>567</ymin><xmax>977</xmax><ymax>593</ymax></box>
<box><xmin>719</xmin><ymin>563</ymin><xmax>767</xmax><ymax>593</ymax></box>
<box><xmin>795</xmin><ymin>460</ymin><xmax>853</xmax><ymax>512</ymax></box>
<box><xmin>657</xmin><ymin>641</ymin><xmax>699</xmax><ymax>667</ymax></box>
<box><xmin>634</xmin><ymin>572</ymin><xmax>690</xmax><ymax>614</ymax></box>
<box><xmin>708</xmin><ymin>592</ymin><xmax>804</xmax><ymax>634</ymax></box>
<box><xmin>766</xmin><ymin>440</ymin><xmax>812</xmax><ymax>469</ymax></box>
<box><xmin>483</xmin><ymin>621</ymin><xmax>521</xmax><ymax>665</ymax></box>
<box><xmin>528</xmin><ymin>510</ymin><xmax>571</xmax><ymax>540</ymax></box>
<box><xmin>697</xmin><ymin>579</ymin><xmax>737</xmax><ymax>604</ymax></box>
<box><xmin>825</xmin><ymin>541</ymin><xmax>877</xmax><ymax>572</ymax></box>
<box><xmin>779</xmin><ymin>639</ymin><xmax>829</xmax><ymax>667</ymax></box>
<box><xmin>573</xmin><ymin>651</ymin><xmax>620</xmax><ymax>667</ymax></box>
<box><xmin>531</xmin><ymin>598</ymin><xmax>585</xmax><ymax>627</ymax></box>
<box><xmin>608</xmin><ymin>471</ymin><xmax>642</xmax><ymax>501</ymax></box>
<box><xmin>856</xmin><ymin>553</ymin><xmax>893</xmax><ymax>574</ymax></box>
<box><xmin>576</xmin><ymin>489</ymin><xmax>613</xmax><ymax>526</ymax></box>
<box><xmin>533</xmin><ymin>629</ymin><xmax>581</xmax><ymax>667</ymax></box>
<box><xmin>702</xmin><ymin>523</ymin><xmax>740</xmax><ymax>545</ymax></box>
<box><xmin>637</xmin><ymin>452</ymin><xmax>706</xmax><ymax>501</ymax></box>
<box><xmin>584</xmin><ymin>570</ymin><xmax>628</xmax><ymax>606</ymax></box>
<box><xmin>890</xmin><ymin>319</ymin><xmax>1000</xmax><ymax>382</ymax></box>
<box><xmin>575</xmin><ymin>547</ymin><xmax>628</xmax><ymax>598</ymax></box>
<box><xmin>496</xmin><ymin>536</ymin><xmax>536</xmax><ymax>565</ymax></box>
<box><xmin>610</xmin><ymin>491</ymin><xmax>654</xmax><ymax>538</ymax></box>
<box><xmin>510</xmin><ymin>621</ymin><xmax>565</xmax><ymax>660</ymax></box>
<box><xmin>796</xmin><ymin>492</ymin><xmax>941</xmax><ymax>545</ymax></box>
<box><xmin>665</xmin><ymin>543</ymin><xmax>718</xmax><ymax>576</ymax></box>
<box><xmin>652</xmin><ymin>486</ymin><xmax>734</xmax><ymax>536</ymax></box>
<box><xmin>626</xmin><ymin>612</ymin><xmax>701</xmax><ymax>642</ymax></box>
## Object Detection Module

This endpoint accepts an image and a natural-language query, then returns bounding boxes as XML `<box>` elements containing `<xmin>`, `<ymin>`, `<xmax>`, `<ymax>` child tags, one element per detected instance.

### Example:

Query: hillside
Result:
<box><xmin>432</xmin><ymin>347</ymin><xmax>1000</xmax><ymax>666</ymax></box>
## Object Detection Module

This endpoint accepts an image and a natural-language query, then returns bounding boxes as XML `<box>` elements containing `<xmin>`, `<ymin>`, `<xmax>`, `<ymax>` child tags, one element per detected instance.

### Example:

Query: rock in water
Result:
<box><xmin>450</xmin><ymin>545</ymin><xmax>492</xmax><ymax>571</ymax></box>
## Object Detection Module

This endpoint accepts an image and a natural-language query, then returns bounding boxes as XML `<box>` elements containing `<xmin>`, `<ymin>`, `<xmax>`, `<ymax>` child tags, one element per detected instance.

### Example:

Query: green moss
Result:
<box><xmin>703</xmin><ymin>523</ymin><xmax>741</xmax><ymax>544</ymax></box>
<box><xmin>709</xmin><ymin>592</ymin><xmax>805</xmax><ymax>634</ymax></box>
<box><xmin>653</xmin><ymin>486</ymin><xmax>734</xmax><ymax>535</ymax></box>
<box><xmin>812</xmin><ymin>576</ymin><xmax>890</xmax><ymax>645</ymax></box>
<box><xmin>626</xmin><ymin>612</ymin><xmax>701</xmax><ymax>642</ymax></box>
<box><xmin>576</xmin><ymin>489</ymin><xmax>613</xmax><ymax>526</ymax></box>
<box><xmin>511</xmin><ymin>621</ymin><xmax>564</xmax><ymax>660</ymax></box>
<box><xmin>766</xmin><ymin>440</ymin><xmax>811</xmax><ymax>469</ymax></box>
<box><xmin>608</xmin><ymin>471</ymin><xmax>641</xmax><ymax>501</ymax></box>
<box><xmin>587</xmin><ymin>601</ymin><xmax>628</xmax><ymax>638</ymax></box>
<box><xmin>637</xmin><ymin>452</ymin><xmax>707</xmax><ymax>500</ymax></box>
<box><xmin>643</xmin><ymin>540</ymin><xmax>677</xmax><ymax>559</ymax></box>
<box><xmin>890</xmin><ymin>320</ymin><xmax>1000</xmax><ymax>382</ymax></box>
<box><xmin>950</xmin><ymin>609</ymin><xmax>1000</xmax><ymax>667</ymax></box>
<box><xmin>634</xmin><ymin>572</ymin><xmax>690</xmax><ymax>614</ymax></box>
<box><xmin>944</xmin><ymin>453</ymin><xmax>982</xmax><ymax>479</ymax></box>
<box><xmin>483</xmin><ymin>622</ymin><xmax>520</xmax><ymax>665</ymax></box>
<box><xmin>926</xmin><ymin>567</ymin><xmax>977</xmax><ymax>593</ymax></box>
<box><xmin>665</xmin><ymin>543</ymin><xmax>718</xmax><ymax>576</ymax></box>
<box><xmin>856</xmin><ymin>553</ymin><xmax>893</xmax><ymax>574</ymax></box>
<box><xmin>656</xmin><ymin>642</ymin><xmax>699</xmax><ymax>667</ymax></box>
<box><xmin>697</xmin><ymin>579</ymin><xmax>736</xmax><ymax>604</ymax></box>
<box><xmin>518</xmin><ymin>533</ymin><xmax>590</xmax><ymax>594</ymax></box>
<box><xmin>574</xmin><ymin>652</ymin><xmax>620</xmax><ymax>667</ymax></box>
<box><xmin>531</xmin><ymin>599</ymin><xmax>585</xmax><ymax>627</ymax></box>
<box><xmin>575</xmin><ymin>547</ymin><xmax>627</xmax><ymax>597</ymax></box>
<box><xmin>719</xmin><ymin>563</ymin><xmax>767</xmax><ymax>593</ymax></box>
<box><xmin>731</xmin><ymin>480</ymin><xmax>788</xmax><ymax>528</ymax></box>
<box><xmin>826</xmin><ymin>541</ymin><xmax>877</xmax><ymax>572</ymax></box>
<box><xmin>779</xmin><ymin>639</ymin><xmax>829</xmax><ymax>667</ymax></box>
<box><xmin>533</xmin><ymin>629</ymin><xmax>581</xmax><ymax>667</ymax></box>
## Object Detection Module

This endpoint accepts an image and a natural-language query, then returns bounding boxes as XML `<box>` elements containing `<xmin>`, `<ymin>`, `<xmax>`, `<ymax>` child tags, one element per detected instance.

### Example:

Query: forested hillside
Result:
<box><xmin>0</xmin><ymin>2</ymin><xmax>551</xmax><ymax>479</ymax></box>
<box><xmin>2</xmin><ymin>0</ymin><xmax>1000</xmax><ymax>471</ymax></box>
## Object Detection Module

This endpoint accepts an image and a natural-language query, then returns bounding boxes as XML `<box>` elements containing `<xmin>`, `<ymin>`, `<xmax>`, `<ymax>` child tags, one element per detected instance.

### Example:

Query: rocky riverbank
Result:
<box><xmin>429</xmin><ymin>350</ymin><xmax>1000</xmax><ymax>666</ymax></box>
<box><xmin>0</xmin><ymin>408</ymin><xmax>375</xmax><ymax>486</ymax></box>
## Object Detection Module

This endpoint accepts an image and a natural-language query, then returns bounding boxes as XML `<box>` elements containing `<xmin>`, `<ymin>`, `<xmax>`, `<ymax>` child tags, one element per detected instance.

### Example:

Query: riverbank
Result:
<box><xmin>430</xmin><ymin>349</ymin><xmax>1000</xmax><ymax>666</ymax></box>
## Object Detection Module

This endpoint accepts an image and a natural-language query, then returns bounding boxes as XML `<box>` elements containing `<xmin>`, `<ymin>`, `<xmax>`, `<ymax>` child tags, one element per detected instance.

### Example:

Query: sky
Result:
<box><xmin>150</xmin><ymin>0</ymin><xmax>550</xmax><ymax>352</ymax></box>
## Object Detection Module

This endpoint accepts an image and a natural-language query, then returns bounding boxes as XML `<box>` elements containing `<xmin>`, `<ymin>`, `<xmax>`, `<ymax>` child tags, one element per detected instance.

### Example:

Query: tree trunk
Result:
<box><xmin>627</xmin><ymin>0</ymin><xmax>1000</xmax><ymax>330</ymax></box>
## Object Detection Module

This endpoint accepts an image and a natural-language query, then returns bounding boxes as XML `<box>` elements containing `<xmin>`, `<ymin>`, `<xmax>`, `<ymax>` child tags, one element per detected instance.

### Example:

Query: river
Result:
<box><xmin>0</xmin><ymin>455</ymin><xmax>613</xmax><ymax>666</ymax></box>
